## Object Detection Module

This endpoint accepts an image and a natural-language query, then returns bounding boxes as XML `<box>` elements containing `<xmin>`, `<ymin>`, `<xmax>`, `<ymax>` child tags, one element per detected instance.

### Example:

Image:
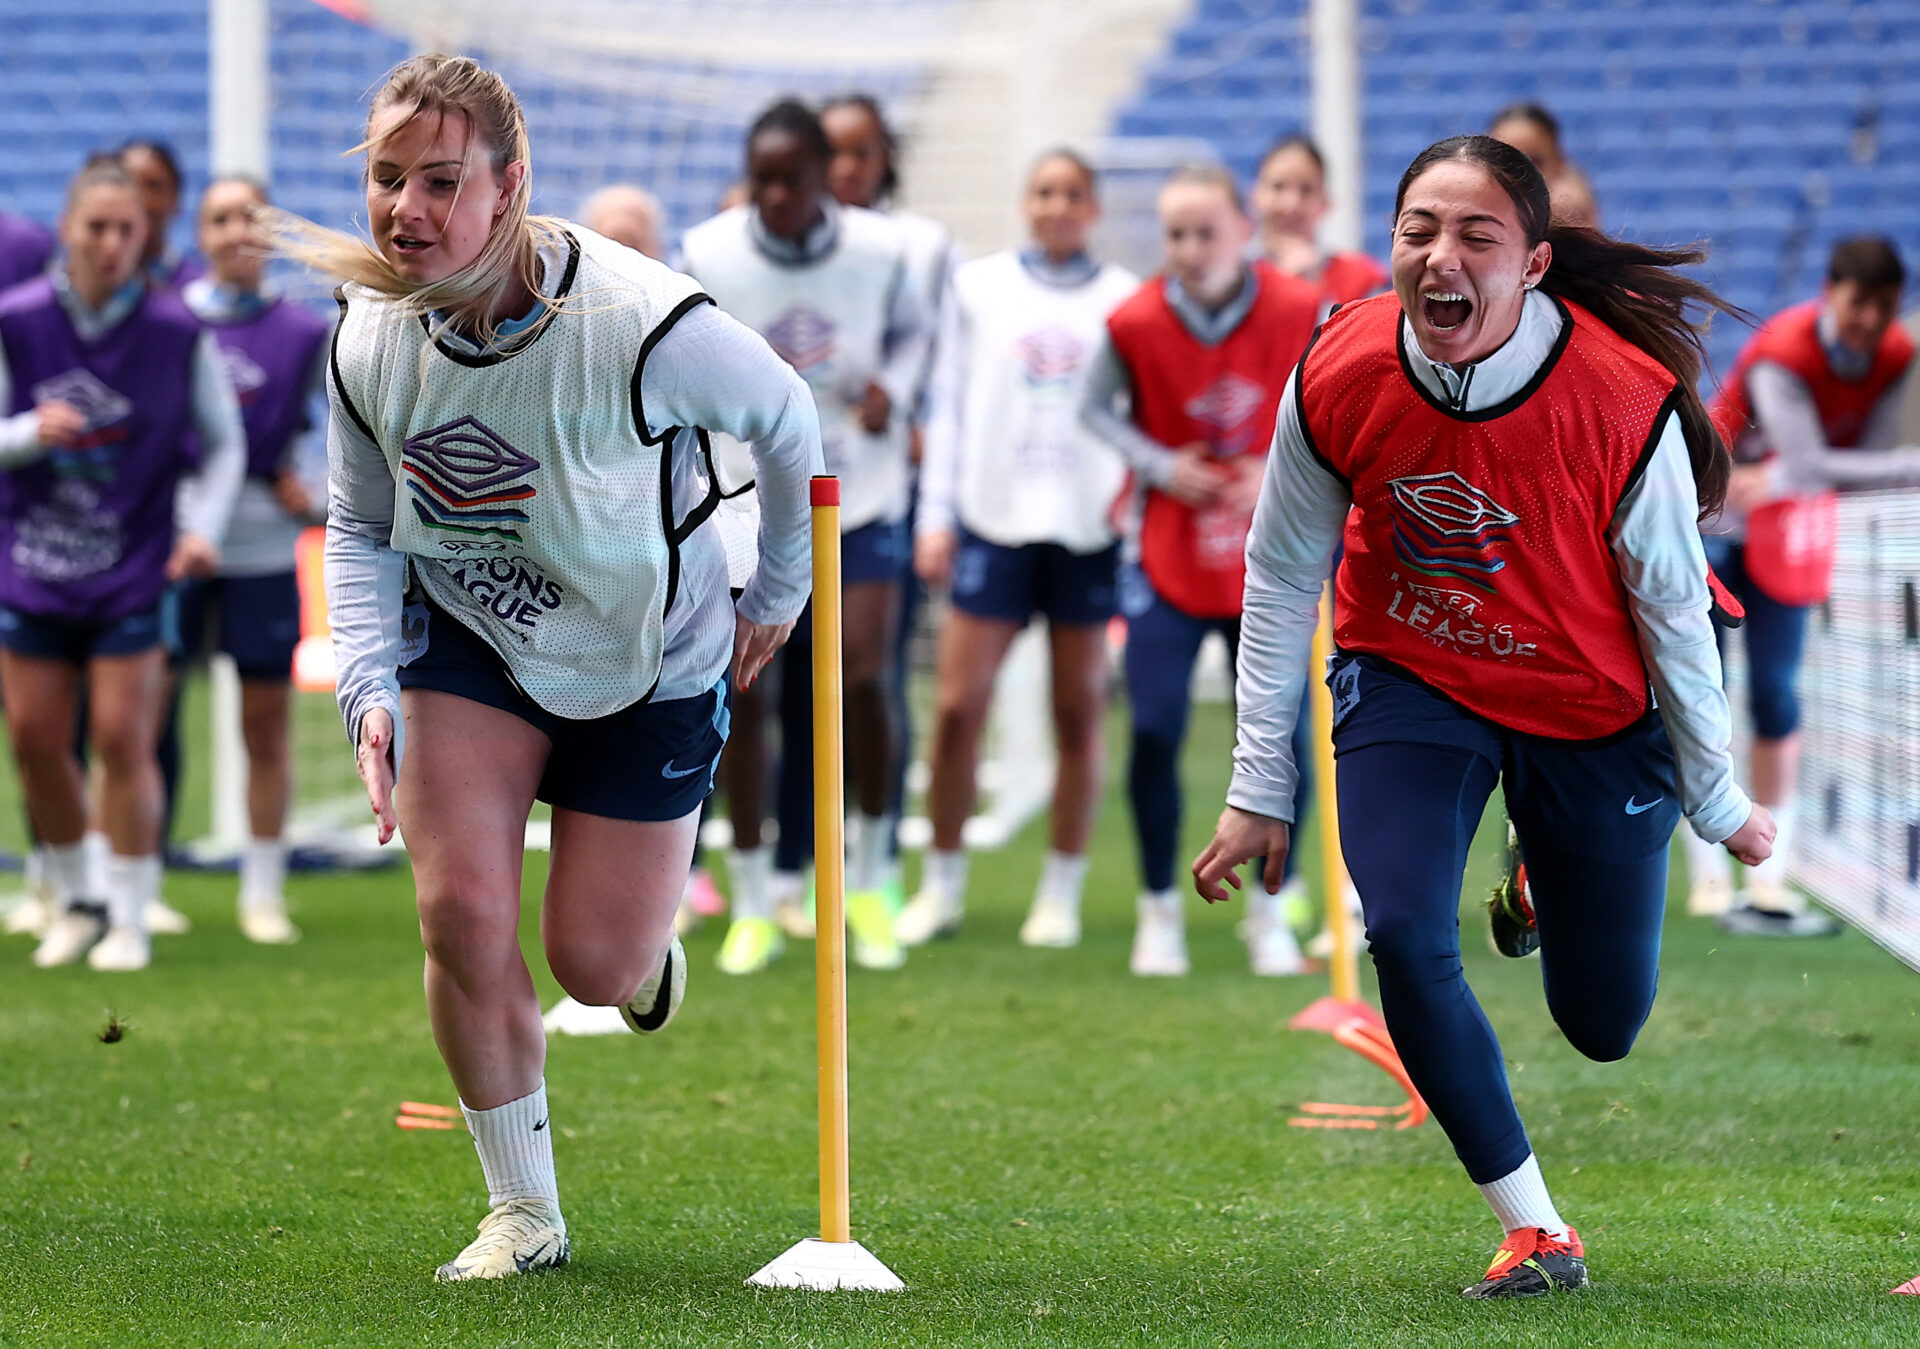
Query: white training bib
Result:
<box><xmin>948</xmin><ymin>251</ymin><xmax>1139</xmax><ymax>551</ymax></box>
<box><xmin>331</xmin><ymin>226</ymin><xmax>713</xmax><ymax>719</ymax></box>
<box><xmin>679</xmin><ymin>204</ymin><xmax>911</xmax><ymax>532</ymax></box>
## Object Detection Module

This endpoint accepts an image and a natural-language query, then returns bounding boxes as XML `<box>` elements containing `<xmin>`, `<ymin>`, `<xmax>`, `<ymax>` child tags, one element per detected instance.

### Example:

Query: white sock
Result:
<box><xmin>44</xmin><ymin>843</ymin><xmax>89</xmax><ymax>908</ymax></box>
<box><xmin>84</xmin><ymin>831</ymin><xmax>109</xmax><ymax>905</ymax></box>
<box><xmin>105</xmin><ymin>854</ymin><xmax>160</xmax><ymax>933</ymax></box>
<box><xmin>1476</xmin><ymin>1154</ymin><xmax>1568</xmax><ymax>1237</ymax></box>
<box><xmin>770</xmin><ymin>869</ymin><xmax>804</xmax><ymax>910</ymax></box>
<box><xmin>1248</xmin><ymin>877</ymin><xmax>1290</xmax><ymax>923</ymax></box>
<box><xmin>848</xmin><ymin>812</ymin><xmax>893</xmax><ymax>893</ymax></box>
<box><xmin>1037</xmin><ymin>851</ymin><xmax>1089</xmax><ymax>909</ymax></box>
<box><xmin>239</xmin><ymin>837</ymin><xmax>286</xmax><ymax>912</ymax></box>
<box><xmin>729</xmin><ymin>847</ymin><xmax>773</xmax><ymax>921</ymax></box>
<box><xmin>925</xmin><ymin>849</ymin><xmax>969</xmax><ymax>906</ymax></box>
<box><xmin>24</xmin><ymin>845</ymin><xmax>47</xmax><ymax>901</ymax></box>
<box><xmin>1142</xmin><ymin>887</ymin><xmax>1183</xmax><ymax>918</ymax></box>
<box><xmin>1743</xmin><ymin>802</ymin><xmax>1798</xmax><ymax>912</ymax></box>
<box><xmin>1681</xmin><ymin>825</ymin><xmax>1732</xmax><ymax>892</ymax></box>
<box><xmin>461</xmin><ymin>1082</ymin><xmax>559</xmax><ymax>1210</ymax></box>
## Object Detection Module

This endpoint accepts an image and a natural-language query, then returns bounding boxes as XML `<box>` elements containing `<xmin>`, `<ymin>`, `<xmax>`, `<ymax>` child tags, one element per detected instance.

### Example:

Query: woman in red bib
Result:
<box><xmin>1080</xmin><ymin>165</ymin><xmax>1321</xmax><ymax>978</ymax></box>
<box><xmin>1250</xmin><ymin>134</ymin><xmax>1387</xmax><ymax>310</ymax></box>
<box><xmin>1689</xmin><ymin>237</ymin><xmax>1916</xmax><ymax>933</ymax></box>
<box><xmin>1195</xmin><ymin>136</ymin><xmax>1774</xmax><ymax>1299</ymax></box>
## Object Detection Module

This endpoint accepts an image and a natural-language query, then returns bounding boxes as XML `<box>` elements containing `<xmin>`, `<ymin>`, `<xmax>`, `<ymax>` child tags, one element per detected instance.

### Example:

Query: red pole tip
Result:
<box><xmin>810</xmin><ymin>476</ymin><xmax>841</xmax><ymax>506</ymax></box>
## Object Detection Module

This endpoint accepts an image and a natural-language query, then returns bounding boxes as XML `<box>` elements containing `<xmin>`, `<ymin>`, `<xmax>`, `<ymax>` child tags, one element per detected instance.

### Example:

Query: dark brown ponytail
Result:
<box><xmin>1395</xmin><ymin>136</ymin><xmax>1751</xmax><ymax>519</ymax></box>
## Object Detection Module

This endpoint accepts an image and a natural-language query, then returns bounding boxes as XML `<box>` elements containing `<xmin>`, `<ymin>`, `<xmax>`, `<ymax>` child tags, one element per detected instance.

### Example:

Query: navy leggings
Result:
<box><xmin>1702</xmin><ymin>537</ymin><xmax>1810</xmax><ymax>740</ymax></box>
<box><xmin>1330</xmin><ymin>655</ymin><xmax>1677</xmax><ymax>1184</ymax></box>
<box><xmin>1125</xmin><ymin>578</ymin><xmax>1314</xmax><ymax>892</ymax></box>
<box><xmin>773</xmin><ymin>608</ymin><xmax>816</xmax><ymax>874</ymax></box>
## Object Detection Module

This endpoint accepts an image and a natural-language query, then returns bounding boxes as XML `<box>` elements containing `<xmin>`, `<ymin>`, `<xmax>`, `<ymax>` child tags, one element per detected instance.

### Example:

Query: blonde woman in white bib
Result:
<box><xmin>287</xmin><ymin>55</ymin><xmax>821</xmax><ymax>1282</ymax></box>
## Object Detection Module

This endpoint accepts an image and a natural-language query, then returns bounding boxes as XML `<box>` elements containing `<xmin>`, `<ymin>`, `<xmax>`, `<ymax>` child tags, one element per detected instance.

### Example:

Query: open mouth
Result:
<box><xmin>1422</xmin><ymin>290</ymin><xmax>1472</xmax><ymax>333</ymax></box>
<box><xmin>391</xmin><ymin>234</ymin><xmax>434</xmax><ymax>258</ymax></box>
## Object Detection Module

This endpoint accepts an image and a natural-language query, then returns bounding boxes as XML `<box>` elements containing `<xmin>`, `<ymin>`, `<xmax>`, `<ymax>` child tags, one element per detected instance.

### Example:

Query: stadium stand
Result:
<box><xmin>0</xmin><ymin>0</ymin><xmax>936</xmax><ymax>275</ymax></box>
<box><xmin>1111</xmin><ymin>0</ymin><xmax>1920</xmax><ymax>375</ymax></box>
<box><xmin>3</xmin><ymin>0</ymin><xmax>1908</xmax><ymax>377</ymax></box>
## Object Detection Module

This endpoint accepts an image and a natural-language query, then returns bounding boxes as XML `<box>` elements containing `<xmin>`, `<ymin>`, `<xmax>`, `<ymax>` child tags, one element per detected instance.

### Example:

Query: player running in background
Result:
<box><xmin>0</xmin><ymin>157</ymin><xmax>242</xmax><ymax>972</ymax></box>
<box><xmin>896</xmin><ymin>149</ymin><xmax>1136</xmax><ymax>947</ymax></box>
<box><xmin>580</xmin><ymin>184</ymin><xmax>666</xmax><ymax>260</ymax></box>
<box><xmin>120</xmin><ymin>139</ymin><xmax>202</xmax><ymax>290</ymax></box>
<box><xmin>1250</xmin><ymin>134</ymin><xmax>1387</xmax><ymax>309</ymax></box>
<box><xmin>679</xmin><ymin>99</ymin><xmax>927</xmax><ymax>975</ymax></box>
<box><xmin>821</xmin><ymin>91</ymin><xmax>963</xmax><ymax>926</ymax></box>
<box><xmin>1195</xmin><ymin>134</ymin><xmax>1774</xmax><ymax>1297</ymax></box>
<box><xmin>1080</xmin><ymin>165</ymin><xmax>1320</xmax><ymax>977</ymax></box>
<box><xmin>291</xmin><ymin>55</ymin><xmax>818</xmax><ymax>1279</ymax></box>
<box><xmin>1692</xmin><ymin>236</ymin><xmax>1917</xmax><ymax>932</ymax></box>
<box><xmin>176</xmin><ymin>175</ymin><xmax>332</xmax><ymax>944</ymax></box>
<box><xmin>1488</xmin><ymin>103</ymin><xmax>1598</xmax><ymax>229</ymax></box>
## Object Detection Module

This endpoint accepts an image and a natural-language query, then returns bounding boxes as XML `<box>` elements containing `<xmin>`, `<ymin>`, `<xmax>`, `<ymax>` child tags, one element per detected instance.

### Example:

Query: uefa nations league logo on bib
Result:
<box><xmin>402</xmin><ymin>415</ymin><xmax>541</xmax><ymax>542</ymax></box>
<box><xmin>1386</xmin><ymin>470</ymin><xmax>1519</xmax><ymax>594</ymax></box>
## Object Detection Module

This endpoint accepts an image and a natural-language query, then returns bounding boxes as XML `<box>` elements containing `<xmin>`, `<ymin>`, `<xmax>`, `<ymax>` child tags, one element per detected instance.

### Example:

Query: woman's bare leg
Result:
<box><xmin>396</xmin><ymin>689</ymin><xmax>548</xmax><ymax>1111</ymax></box>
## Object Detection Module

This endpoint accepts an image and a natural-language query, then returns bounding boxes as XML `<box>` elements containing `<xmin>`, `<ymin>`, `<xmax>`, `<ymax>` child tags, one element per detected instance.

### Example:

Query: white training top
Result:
<box><xmin>888</xmin><ymin>206</ymin><xmax>965</xmax><ymax>421</ymax></box>
<box><xmin>324</xmin><ymin>225</ymin><xmax>822</xmax><ymax>767</ymax></box>
<box><xmin>920</xmin><ymin>250</ymin><xmax>1139</xmax><ymax>552</ymax></box>
<box><xmin>1228</xmin><ymin>289</ymin><xmax>1752</xmax><ymax>845</ymax></box>
<box><xmin>679</xmin><ymin>202</ymin><xmax>924</xmax><ymax>533</ymax></box>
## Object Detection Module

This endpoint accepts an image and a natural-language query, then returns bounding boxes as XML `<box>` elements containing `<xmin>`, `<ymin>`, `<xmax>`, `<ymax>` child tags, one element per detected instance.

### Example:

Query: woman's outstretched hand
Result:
<box><xmin>1193</xmin><ymin>805</ymin><xmax>1292</xmax><ymax>903</ymax></box>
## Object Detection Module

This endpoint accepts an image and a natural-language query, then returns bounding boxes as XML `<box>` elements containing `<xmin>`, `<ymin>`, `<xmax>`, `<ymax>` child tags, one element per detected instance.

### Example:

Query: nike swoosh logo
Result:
<box><xmin>533</xmin><ymin>1118</ymin><xmax>548</xmax><ymax>1132</ymax></box>
<box><xmin>660</xmin><ymin>759</ymin><xmax>707</xmax><ymax>780</ymax></box>
<box><xmin>1624</xmin><ymin>796</ymin><xmax>1664</xmax><ymax>815</ymax></box>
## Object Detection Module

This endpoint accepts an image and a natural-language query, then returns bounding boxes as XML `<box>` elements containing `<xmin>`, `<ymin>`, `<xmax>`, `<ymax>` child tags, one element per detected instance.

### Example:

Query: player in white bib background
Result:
<box><xmin>821</xmin><ymin>91</ymin><xmax>964</xmax><ymax>947</ymax></box>
<box><xmin>899</xmin><ymin>149</ymin><xmax>1138</xmax><ymax>949</ymax></box>
<box><xmin>679</xmin><ymin>100</ymin><xmax>929</xmax><ymax>976</ymax></box>
<box><xmin>285</xmin><ymin>55</ymin><xmax>821</xmax><ymax>1282</ymax></box>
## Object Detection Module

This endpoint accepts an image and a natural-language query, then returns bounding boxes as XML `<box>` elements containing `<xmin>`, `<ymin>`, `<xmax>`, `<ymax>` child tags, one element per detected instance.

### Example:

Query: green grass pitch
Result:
<box><xmin>3</xmin><ymin>697</ymin><xmax>1919</xmax><ymax>1347</ymax></box>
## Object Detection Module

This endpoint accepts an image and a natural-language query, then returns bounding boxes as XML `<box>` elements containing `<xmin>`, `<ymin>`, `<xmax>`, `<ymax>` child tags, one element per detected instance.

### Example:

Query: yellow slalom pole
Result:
<box><xmin>745</xmin><ymin>477</ymin><xmax>901</xmax><ymax>1291</ymax></box>
<box><xmin>809</xmin><ymin>475</ymin><xmax>852</xmax><ymax>1246</ymax></box>
<box><xmin>1307</xmin><ymin>581</ymin><xmax>1358</xmax><ymax>1005</ymax></box>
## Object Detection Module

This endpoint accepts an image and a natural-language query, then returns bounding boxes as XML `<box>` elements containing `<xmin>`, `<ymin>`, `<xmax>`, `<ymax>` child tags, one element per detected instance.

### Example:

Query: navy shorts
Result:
<box><xmin>396</xmin><ymin>601</ymin><xmax>730</xmax><ymax>822</ymax></box>
<box><xmin>949</xmin><ymin>527</ymin><xmax>1118</xmax><ymax>627</ymax></box>
<box><xmin>1328</xmin><ymin>650</ymin><xmax>1683</xmax><ymax>860</ymax></box>
<box><xmin>170</xmin><ymin>572</ymin><xmax>301</xmax><ymax>681</ymax></box>
<box><xmin>843</xmin><ymin>517</ymin><xmax>909</xmax><ymax>586</ymax></box>
<box><xmin>0</xmin><ymin>604</ymin><xmax>169</xmax><ymax>664</ymax></box>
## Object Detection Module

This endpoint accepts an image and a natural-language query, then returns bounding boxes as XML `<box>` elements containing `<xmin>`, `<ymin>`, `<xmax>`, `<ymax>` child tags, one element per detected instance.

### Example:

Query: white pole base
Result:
<box><xmin>746</xmin><ymin>1238</ymin><xmax>905</xmax><ymax>1292</ymax></box>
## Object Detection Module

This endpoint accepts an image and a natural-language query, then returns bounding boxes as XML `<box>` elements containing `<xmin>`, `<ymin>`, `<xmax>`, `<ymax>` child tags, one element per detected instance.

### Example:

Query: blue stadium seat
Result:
<box><xmin>1113</xmin><ymin>0</ymin><xmax>1919</xmax><ymax>376</ymax></box>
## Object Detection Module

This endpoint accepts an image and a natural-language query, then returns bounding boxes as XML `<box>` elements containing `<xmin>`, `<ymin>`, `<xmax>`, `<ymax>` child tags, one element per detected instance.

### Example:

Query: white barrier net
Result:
<box><xmin>1783</xmin><ymin>491</ymin><xmax>1920</xmax><ymax>971</ymax></box>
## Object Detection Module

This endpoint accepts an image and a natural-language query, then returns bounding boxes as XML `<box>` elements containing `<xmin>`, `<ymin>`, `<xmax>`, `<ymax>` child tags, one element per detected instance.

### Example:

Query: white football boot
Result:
<box><xmin>32</xmin><ymin>904</ymin><xmax>107</xmax><ymax>967</ymax></box>
<box><xmin>87</xmin><ymin>924</ymin><xmax>152</xmax><ymax>972</ymax></box>
<box><xmin>239</xmin><ymin>900</ymin><xmax>301</xmax><ymax>945</ymax></box>
<box><xmin>145</xmin><ymin>898</ymin><xmax>192</xmax><ymax>935</ymax></box>
<box><xmin>1018</xmin><ymin>892</ymin><xmax>1082</xmax><ymax>948</ymax></box>
<box><xmin>1130</xmin><ymin>893</ymin><xmax>1189</xmax><ymax>977</ymax></box>
<box><xmin>1244</xmin><ymin>894</ymin><xmax>1308</xmax><ymax>976</ymax></box>
<box><xmin>4</xmin><ymin>894</ymin><xmax>52</xmax><ymax>937</ymax></box>
<box><xmin>434</xmin><ymin>1198</ymin><xmax>569</xmax><ymax>1281</ymax></box>
<box><xmin>620</xmin><ymin>933</ymin><xmax>686</xmax><ymax>1033</ymax></box>
<box><xmin>895</xmin><ymin>887</ymin><xmax>963</xmax><ymax>946</ymax></box>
